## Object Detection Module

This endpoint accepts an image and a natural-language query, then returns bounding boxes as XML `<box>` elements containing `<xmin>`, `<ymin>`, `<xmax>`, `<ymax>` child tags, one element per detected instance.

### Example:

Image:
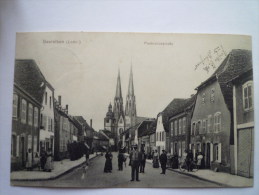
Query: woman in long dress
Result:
<box><xmin>26</xmin><ymin>149</ymin><xmax>33</xmax><ymax>171</ymax></box>
<box><xmin>44</xmin><ymin>148</ymin><xmax>53</xmax><ymax>172</ymax></box>
<box><xmin>153</xmin><ymin>150</ymin><xmax>159</xmax><ymax>168</ymax></box>
<box><xmin>104</xmin><ymin>151</ymin><xmax>113</xmax><ymax>173</ymax></box>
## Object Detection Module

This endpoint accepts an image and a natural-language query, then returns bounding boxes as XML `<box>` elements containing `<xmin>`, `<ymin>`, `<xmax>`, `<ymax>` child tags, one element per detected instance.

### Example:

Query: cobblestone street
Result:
<box><xmin>12</xmin><ymin>153</ymin><xmax>220</xmax><ymax>188</ymax></box>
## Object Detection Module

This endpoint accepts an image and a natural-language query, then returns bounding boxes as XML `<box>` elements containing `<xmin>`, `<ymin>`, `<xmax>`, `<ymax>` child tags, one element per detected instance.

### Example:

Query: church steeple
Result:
<box><xmin>127</xmin><ymin>65</ymin><xmax>134</xmax><ymax>96</ymax></box>
<box><xmin>125</xmin><ymin>65</ymin><xmax>137</xmax><ymax>128</ymax></box>
<box><xmin>113</xmin><ymin>68</ymin><xmax>124</xmax><ymax>121</ymax></box>
<box><xmin>115</xmin><ymin>69</ymin><xmax>122</xmax><ymax>98</ymax></box>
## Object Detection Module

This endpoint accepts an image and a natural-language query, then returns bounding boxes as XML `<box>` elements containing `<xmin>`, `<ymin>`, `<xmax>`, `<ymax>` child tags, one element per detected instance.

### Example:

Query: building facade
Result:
<box><xmin>191</xmin><ymin>49</ymin><xmax>252</xmax><ymax>173</ymax></box>
<box><xmin>54</xmin><ymin>97</ymin><xmax>79</xmax><ymax>161</ymax></box>
<box><xmin>169</xmin><ymin>95</ymin><xmax>196</xmax><ymax>159</ymax></box>
<box><xmin>232</xmin><ymin>68</ymin><xmax>254</xmax><ymax>178</ymax></box>
<box><xmin>40</xmin><ymin>82</ymin><xmax>55</xmax><ymax>154</ymax></box>
<box><xmin>11</xmin><ymin>59</ymin><xmax>44</xmax><ymax>171</ymax></box>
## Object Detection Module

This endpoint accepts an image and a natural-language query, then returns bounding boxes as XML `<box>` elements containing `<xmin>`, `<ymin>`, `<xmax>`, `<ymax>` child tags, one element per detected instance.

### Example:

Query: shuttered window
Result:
<box><xmin>243</xmin><ymin>81</ymin><xmax>253</xmax><ymax>111</ymax></box>
<box><xmin>13</xmin><ymin>94</ymin><xmax>18</xmax><ymax>118</ymax></box>
<box><xmin>21</xmin><ymin>99</ymin><xmax>27</xmax><ymax>124</ymax></box>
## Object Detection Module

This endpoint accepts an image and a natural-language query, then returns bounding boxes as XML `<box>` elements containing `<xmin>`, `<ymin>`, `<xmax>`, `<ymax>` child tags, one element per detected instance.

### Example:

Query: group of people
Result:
<box><xmin>25</xmin><ymin>148</ymin><xmax>53</xmax><ymax>172</ymax></box>
<box><xmin>103</xmin><ymin>145</ymin><xmax>169</xmax><ymax>182</ymax></box>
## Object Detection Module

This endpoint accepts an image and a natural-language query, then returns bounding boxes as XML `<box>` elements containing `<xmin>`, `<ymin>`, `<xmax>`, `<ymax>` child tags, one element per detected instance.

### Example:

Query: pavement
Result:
<box><xmin>10</xmin><ymin>153</ymin><xmax>98</xmax><ymax>181</ymax></box>
<box><xmin>146</xmin><ymin>159</ymin><xmax>253</xmax><ymax>187</ymax></box>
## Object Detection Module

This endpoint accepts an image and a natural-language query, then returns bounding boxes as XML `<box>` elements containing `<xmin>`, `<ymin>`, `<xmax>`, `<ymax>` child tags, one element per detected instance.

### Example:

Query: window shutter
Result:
<box><xmin>218</xmin><ymin>143</ymin><xmax>222</xmax><ymax>162</ymax></box>
<box><xmin>210</xmin><ymin>143</ymin><xmax>213</xmax><ymax>162</ymax></box>
<box><xmin>16</xmin><ymin>136</ymin><xmax>19</xmax><ymax>157</ymax></box>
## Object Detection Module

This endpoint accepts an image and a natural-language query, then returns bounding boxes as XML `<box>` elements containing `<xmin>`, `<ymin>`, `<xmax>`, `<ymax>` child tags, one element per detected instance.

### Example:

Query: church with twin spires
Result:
<box><xmin>104</xmin><ymin>66</ymin><xmax>137</xmax><ymax>149</ymax></box>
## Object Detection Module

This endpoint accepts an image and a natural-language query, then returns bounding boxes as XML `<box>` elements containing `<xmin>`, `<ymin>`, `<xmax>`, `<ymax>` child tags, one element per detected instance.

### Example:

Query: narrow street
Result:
<box><xmin>12</xmin><ymin>153</ymin><xmax>220</xmax><ymax>188</ymax></box>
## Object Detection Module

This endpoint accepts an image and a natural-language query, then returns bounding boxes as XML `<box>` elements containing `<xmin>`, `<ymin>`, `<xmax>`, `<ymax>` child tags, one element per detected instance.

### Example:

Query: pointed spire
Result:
<box><xmin>127</xmin><ymin>64</ymin><xmax>134</xmax><ymax>96</ymax></box>
<box><xmin>115</xmin><ymin>68</ymin><xmax>122</xmax><ymax>98</ymax></box>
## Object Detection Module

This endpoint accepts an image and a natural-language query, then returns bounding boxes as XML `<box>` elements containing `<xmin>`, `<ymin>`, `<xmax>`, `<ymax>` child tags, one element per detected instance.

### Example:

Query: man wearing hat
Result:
<box><xmin>159</xmin><ymin>149</ymin><xmax>167</xmax><ymax>174</ymax></box>
<box><xmin>129</xmin><ymin>144</ymin><xmax>141</xmax><ymax>181</ymax></box>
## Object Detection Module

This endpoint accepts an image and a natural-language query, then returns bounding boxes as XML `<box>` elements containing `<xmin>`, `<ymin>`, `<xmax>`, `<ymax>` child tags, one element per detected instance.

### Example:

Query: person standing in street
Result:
<box><xmin>104</xmin><ymin>150</ymin><xmax>113</xmax><ymax>173</ymax></box>
<box><xmin>118</xmin><ymin>148</ymin><xmax>124</xmax><ymax>171</ymax></box>
<box><xmin>26</xmin><ymin>148</ymin><xmax>33</xmax><ymax>171</ymax></box>
<box><xmin>44</xmin><ymin>148</ymin><xmax>53</xmax><ymax>172</ymax></box>
<box><xmin>159</xmin><ymin>150</ymin><xmax>167</xmax><ymax>174</ymax></box>
<box><xmin>40</xmin><ymin>147</ymin><xmax>47</xmax><ymax>171</ymax></box>
<box><xmin>139</xmin><ymin>149</ymin><xmax>146</xmax><ymax>173</ymax></box>
<box><xmin>129</xmin><ymin>145</ymin><xmax>141</xmax><ymax>181</ymax></box>
<box><xmin>153</xmin><ymin>150</ymin><xmax>159</xmax><ymax>168</ymax></box>
<box><xmin>84</xmin><ymin>142</ymin><xmax>90</xmax><ymax>166</ymax></box>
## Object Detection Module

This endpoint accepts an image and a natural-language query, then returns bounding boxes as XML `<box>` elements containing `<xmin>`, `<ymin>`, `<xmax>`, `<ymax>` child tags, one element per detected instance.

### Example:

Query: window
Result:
<box><xmin>179</xmin><ymin>142</ymin><xmax>182</xmax><ymax>157</ymax></box>
<box><xmin>28</xmin><ymin>104</ymin><xmax>33</xmax><ymax>126</ymax></box>
<box><xmin>179</xmin><ymin>118</ymin><xmax>182</xmax><ymax>135</ymax></box>
<box><xmin>45</xmin><ymin>92</ymin><xmax>47</xmax><ymax>105</ymax></box>
<box><xmin>43</xmin><ymin>115</ymin><xmax>47</xmax><ymax>130</ymax></box>
<box><xmin>202</xmin><ymin>119</ymin><xmax>207</xmax><ymax>134</ymax></box>
<box><xmin>174</xmin><ymin>120</ymin><xmax>178</xmax><ymax>136</ymax></box>
<box><xmin>214</xmin><ymin>112</ymin><xmax>221</xmax><ymax>132</ymax></box>
<box><xmin>182</xmin><ymin>141</ymin><xmax>186</xmax><ymax>154</ymax></box>
<box><xmin>210</xmin><ymin>88</ymin><xmax>215</xmax><ymax>103</ymax></box>
<box><xmin>49</xmin><ymin>96</ymin><xmax>52</xmax><ymax>108</ymax></box>
<box><xmin>197</xmin><ymin>143</ymin><xmax>201</xmax><ymax>152</ymax></box>
<box><xmin>34</xmin><ymin>107</ymin><xmax>38</xmax><ymax>127</ymax></box>
<box><xmin>48</xmin><ymin>117</ymin><xmax>51</xmax><ymax>131</ymax></box>
<box><xmin>13</xmin><ymin>94</ymin><xmax>18</xmax><ymax>118</ymax></box>
<box><xmin>214</xmin><ymin>143</ymin><xmax>222</xmax><ymax>162</ymax></box>
<box><xmin>51</xmin><ymin>119</ymin><xmax>53</xmax><ymax>131</ymax></box>
<box><xmin>170</xmin><ymin>121</ymin><xmax>174</xmax><ymax>136</ymax></box>
<box><xmin>196</xmin><ymin>121</ymin><xmax>201</xmax><ymax>135</ymax></box>
<box><xmin>243</xmin><ymin>81</ymin><xmax>253</xmax><ymax>111</ymax></box>
<box><xmin>160</xmin><ymin>132</ymin><xmax>162</xmax><ymax>141</ymax></box>
<box><xmin>21</xmin><ymin>99</ymin><xmax>27</xmax><ymax>124</ymax></box>
<box><xmin>192</xmin><ymin>122</ymin><xmax>196</xmax><ymax>135</ymax></box>
<box><xmin>208</xmin><ymin>115</ymin><xmax>212</xmax><ymax>132</ymax></box>
<box><xmin>202</xmin><ymin>93</ymin><xmax>206</xmax><ymax>104</ymax></box>
<box><xmin>182</xmin><ymin>117</ymin><xmax>186</xmax><ymax>134</ymax></box>
<box><xmin>11</xmin><ymin>134</ymin><xmax>16</xmax><ymax>157</ymax></box>
<box><xmin>174</xmin><ymin>142</ymin><xmax>178</xmax><ymax>154</ymax></box>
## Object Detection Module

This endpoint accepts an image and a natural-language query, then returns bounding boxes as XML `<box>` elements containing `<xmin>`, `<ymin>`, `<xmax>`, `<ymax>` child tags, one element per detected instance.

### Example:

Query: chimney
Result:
<box><xmin>58</xmin><ymin>95</ymin><xmax>62</xmax><ymax>105</ymax></box>
<box><xmin>66</xmin><ymin>104</ymin><xmax>68</xmax><ymax>114</ymax></box>
<box><xmin>90</xmin><ymin>119</ymin><xmax>92</xmax><ymax>128</ymax></box>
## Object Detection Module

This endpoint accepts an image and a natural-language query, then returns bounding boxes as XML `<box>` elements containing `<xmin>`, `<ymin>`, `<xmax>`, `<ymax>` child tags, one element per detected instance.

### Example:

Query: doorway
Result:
<box><xmin>206</xmin><ymin>143</ymin><xmax>211</xmax><ymax>168</ymax></box>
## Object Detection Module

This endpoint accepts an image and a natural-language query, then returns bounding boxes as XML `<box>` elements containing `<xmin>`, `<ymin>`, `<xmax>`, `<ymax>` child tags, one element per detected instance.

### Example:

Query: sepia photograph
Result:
<box><xmin>10</xmin><ymin>32</ymin><xmax>254</xmax><ymax>188</ymax></box>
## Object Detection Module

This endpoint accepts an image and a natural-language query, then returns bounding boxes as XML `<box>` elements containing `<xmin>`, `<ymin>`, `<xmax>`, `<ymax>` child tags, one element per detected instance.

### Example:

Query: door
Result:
<box><xmin>206</xmin><ymin>143</ymin><xmax>211</xmax><ymax>168</ymax></box>
<box><xmin>21</xmin><ymin>137</ymin><xmax>25</xmax><ymax>167</ymax></box>
<box><xmin>237</xmin><ymin>128</ymin><xmax>253</xmax><ymax>178</ymax></box>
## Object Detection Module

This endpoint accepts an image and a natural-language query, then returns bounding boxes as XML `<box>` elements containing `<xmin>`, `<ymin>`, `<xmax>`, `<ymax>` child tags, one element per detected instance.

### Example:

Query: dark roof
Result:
<box><xmin>97</xmin><ymin>132</ymin><xmax>109</xmax><ymax>141</ymax></box>
<box><xmin>14</xmin><ymin>59</ymin><xmax>49</xmax><ymax>104</ymax></box>
<box><xmin>161</xmin><ymin>98</ymin><xmax>186</xmax><ymax>132</ymax></box>
<box><xmin>168</xmin><ymin>94</ymin><xmax>197</xmax><ymax>120</ymax></box>
<box><xmin>74</xmin><ymin>116</ymin><xmax>94</xmax><ymax>131</ymax></box>
<box><xmin>101</xmin><ymin>130</ymin><xmax>115</xmax><ymax>139</ymax></box>
<box><xmin>138</xmin><ymin>119</ymin><xmax>157</xmax><ymax>137</ymax></box>
<box><xmin>196</xmin><ymin>49</ymin><xmax>252</xmax><ymax>111</ymax></box>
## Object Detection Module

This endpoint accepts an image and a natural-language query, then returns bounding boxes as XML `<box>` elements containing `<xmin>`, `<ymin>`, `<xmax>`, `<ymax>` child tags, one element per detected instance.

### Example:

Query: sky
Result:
<box><xmin>15</xmin><ymin>32</ymin><xmax>252</xmax><ymax>131</ymax></box>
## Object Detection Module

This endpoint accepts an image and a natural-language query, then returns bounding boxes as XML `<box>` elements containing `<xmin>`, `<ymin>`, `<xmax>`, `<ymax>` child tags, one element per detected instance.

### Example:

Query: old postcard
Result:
<box><xmin>10</xmin><ymin>32</ymin><xmax>254</xmax><ymax>188</ymax></box>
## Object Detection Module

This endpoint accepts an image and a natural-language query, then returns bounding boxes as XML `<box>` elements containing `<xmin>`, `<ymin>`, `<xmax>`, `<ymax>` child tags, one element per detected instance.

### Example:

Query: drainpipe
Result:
<box><xmin>233</xmin><ymin>85</ymin><xmax>237</xmax><ymax>175</ymax></box>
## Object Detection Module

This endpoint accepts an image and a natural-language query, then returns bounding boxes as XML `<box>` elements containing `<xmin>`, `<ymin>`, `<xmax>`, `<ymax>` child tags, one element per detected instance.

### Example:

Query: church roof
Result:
<box><xmin>115</xmin><ymin>69</ymin><xmax>123</xmax><ymax>99</ymax></box>
<box><xmin>127</xmin><ymin>65</ymin><xmax>134</xmax><ymax>96</ymax></box>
